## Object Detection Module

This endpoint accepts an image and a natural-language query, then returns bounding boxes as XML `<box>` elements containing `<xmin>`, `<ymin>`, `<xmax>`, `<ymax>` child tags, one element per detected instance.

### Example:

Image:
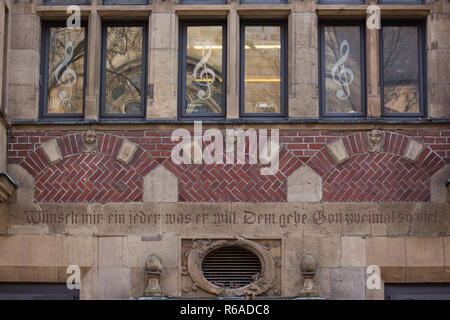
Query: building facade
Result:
<box><xmin>0</xmin><ymin>0</ymin><xmax>449</xmax><ymax>299</ymax></box>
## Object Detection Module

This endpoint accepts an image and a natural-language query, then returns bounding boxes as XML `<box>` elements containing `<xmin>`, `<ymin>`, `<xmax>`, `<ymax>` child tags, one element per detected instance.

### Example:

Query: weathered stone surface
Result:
<box><xmin>123</xmin><ymin>234</ymin><xmax>178</xmax><ymax>269</ymax></box>
<box><xmin>99</xmin><ymin>236</ymin><xmax>124</xmax><ymax>268</ymax></box>
<box><xmin>116</xmin><ymin>139</ymin><xmax>139</xmax><ymax>165</ymax></box>
<box><xmin>330</xmin><ymin>268</ymin><xmax>366</xmax><ymax>300</ymax></box>
<box><xmin>430</xmin><ymin>164</ymin><xmax>450</xmax><ymax>203</ymax></box>
<box><xmin>283</xmin><ymin>267</ymin><xmax>301</xmax><ymax>297</ymax></box>
<box><xmin>162</xmin><ymin>202</ymin><xmax>232</xmax><ymax>235</ymax></box>
<box><xmin>287</xmin><ymin>166</ymin><xmax>322</xmax><ymax>202</ymax></box>
<box><xmin>7</xmin><ymin>164</ymin><xmax>34</xmax><ymax>203</ymax></box>
<box><xmin>160</xmin><ymin>267</ymin><xmax>179</xmax><ymax>297</ymax></box>
<box><xmin>41</xmin><ymin>139</ymin><xmax>63</xmax><ymax>164</ymax></box>
<box><xmin>403</xmin><ymin>139</ymin><xmax>425</xmax><ymax>163</ymax></box>
<box><xmin>405</xmin><ymin>237</ymin><xmax>445</xmax><ymax>267</ymax></box>
<box><xmin>0</xmin><ymin>124</ymin><xmax>6</xmax><ymax>170</ymax></box>
<box><xmin>97</xmin><ymin>267</ymin><xmax>130</xmax><ymax>300</ymax></box>
<box><xmin>303</xmin><ymin>234</ymin><xmax>340</xmax><ymax>268</ymax></box>
<box><xmin>143</xmin><ymin>165</ymin><xmax>178</xmax><ymax>202</ymax></box>
<box><xmin>326</xmin><ymin>138</ymin><xmax>349</xmax><ymax>164</ymax></box>
<box><xmin>366</xmin><ymin>237</ymin><xmax>406</xmax><ymax>267</ymax></box>
<box><xmin>341</xmin><ymin>236</ymin><xmax>366</xmax><ymax>267</ymax></box>
<box><xmin>316</xmin><ymin>267</ymin><xmax>331</xmax><ymax>299</ymax></box>
<box><xmin>6</xmin><ymin>84</ymin><xmax>38</xmax><ymax>120</ymax></box>
<box><xmin>445</xmin><ymin>237</ymin><xmax>450</xmax><ymax>267</ymax></box>
<box><xmin>10</xmin><ymin>13</ymin><xmax>40</xmax><ymax>51</ymax></box>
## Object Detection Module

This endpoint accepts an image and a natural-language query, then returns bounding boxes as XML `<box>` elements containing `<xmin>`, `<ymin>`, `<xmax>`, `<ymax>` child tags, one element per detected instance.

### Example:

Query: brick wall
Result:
<box><xmin>7</xmin><ymin>129</ymin><xmax>449</xmax><ymax>203</ymax></box>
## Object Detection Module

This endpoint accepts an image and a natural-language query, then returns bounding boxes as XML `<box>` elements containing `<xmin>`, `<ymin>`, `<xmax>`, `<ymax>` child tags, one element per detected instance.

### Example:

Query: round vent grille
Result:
<box><xmin>201</xmin><ymin>246</ymin><xmax>262</xmax><ymax>289</ymax></box>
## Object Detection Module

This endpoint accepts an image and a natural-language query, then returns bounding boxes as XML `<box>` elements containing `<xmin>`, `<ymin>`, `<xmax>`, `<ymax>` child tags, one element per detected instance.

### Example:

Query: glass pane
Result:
<box><xmin>324</xmin><ymin>26</ymin><xmax>362</xmax><ymax>114</ymax></box>
<box><xmin>244</xmin><ymin>26</ymin><xmax>281</xmax><ymax>114</ymax></box>
<box><xmin>186</xmin><ymin>26</ymin><xmax>223</xmax><ymax>114</ymax></box>
<box><xmin>43</xmin><ymin>0</ymin><xmax>91</xmax><ymax>4</ymax></box>
<box><xmin>383</xmin><ymin>26</ymin><xmax>420</xmax><ymax>114</ymax></box>
<box><xmin>102</xmin><ymin>0</ymin><xmax>149</xmax><ymax>4</ymax></box>
<box><xmin>105</xmin><ymin>26</ymin><xmax>143</xmax><ymax>114</ymax></box>
<box><xmin>47</xmin><ymin>27</ymin><xmax>85</xmax><ymax>114</ymax></box>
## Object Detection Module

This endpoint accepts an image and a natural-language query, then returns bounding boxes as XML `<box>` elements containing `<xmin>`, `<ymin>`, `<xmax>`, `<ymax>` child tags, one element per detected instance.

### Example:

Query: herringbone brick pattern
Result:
<box><xmin>35</xmin><ymin>153</ymin><xmax>142</xmax><ymax>202</ymax></box>
<box><xmin>310</xmin><ymin>132</ymin><xmax>446</xmax><ymax>202</ymax></box>
<box><xmin>7</xmin><ymin>130</ymin><xmax>449</xmax><ymax>203</ymax></box>
<box><xmin>163</xmin><ymin>149</ymin><xmax>302</xmax><ymax>202</ymax></box>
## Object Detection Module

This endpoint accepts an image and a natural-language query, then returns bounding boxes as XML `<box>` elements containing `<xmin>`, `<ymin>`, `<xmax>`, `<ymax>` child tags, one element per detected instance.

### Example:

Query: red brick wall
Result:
<box><xmin>7</xmin><ymin>129</ymin><xmax>449</xmax><ymax>203</ymax></box>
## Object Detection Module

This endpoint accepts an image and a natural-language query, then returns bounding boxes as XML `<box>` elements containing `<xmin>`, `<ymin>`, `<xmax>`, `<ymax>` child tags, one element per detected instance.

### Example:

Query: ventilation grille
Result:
<box><xmin>201</xmin><ymin>246</ymin><xmax>262</xmax><ymax>289</ymax></box>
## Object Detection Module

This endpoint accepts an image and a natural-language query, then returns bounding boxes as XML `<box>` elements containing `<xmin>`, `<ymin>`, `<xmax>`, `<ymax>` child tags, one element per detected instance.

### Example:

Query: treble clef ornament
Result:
<box><xmin>331</xmin><ymin>40</ymin><xmax>354</xmax><ymax>100</ymax></box>
<box><xmin>193</xmin><ymin>44</ymin><xmax>216</xmax><ymax>100</ymax></box>
<box><xmin>54</xmin><ymin>41</ymin><xmax>77</xmax><ymax>110</ymax></box>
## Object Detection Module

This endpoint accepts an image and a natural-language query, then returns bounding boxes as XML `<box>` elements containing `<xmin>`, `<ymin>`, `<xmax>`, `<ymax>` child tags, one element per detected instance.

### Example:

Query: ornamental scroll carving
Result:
<box><xmin>181</xmin><ymin>237</ymin><xmax>280</xmax><ymax>298</ymax></box>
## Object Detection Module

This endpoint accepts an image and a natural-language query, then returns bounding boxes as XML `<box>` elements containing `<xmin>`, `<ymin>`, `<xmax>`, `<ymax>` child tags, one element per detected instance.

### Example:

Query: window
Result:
<box><xmin>319</xmin><ymin>22</ymin><xmax>366</xmax><ymax>117</ymax></box>
<box><xmin>0</xmin><ymin>283</ymin><xmax>79</xmax><ymax>300</ymax></box>
<box><xmin>380</xmin><ymin>22</ymin><xmax>426</xmax><ymax>117</ymax></box>
<box><xmin>240</xmin><ymin>21</ymin><xmax>287</xmax><ymax>117</ymax></box>
<box><xmin>379</xmin><ymin>0</ymin><xmax>424</xmax><ymax>4</ymax></box>
<box><xmin>102</xmin><ymin>0</ymin><xmax>149</xmax><ymax>4</ymax></box>
<box><xmin>385</xmin><ymin>284</ymin><xmax>450</xmax><ymax>300</ymax></box>
<box><xmin>180</xmin><ymin>0</ymin><xmax>227</xmax><ymax>4</ymax></box>
<box><xmin>179</xmin><ymin>21</ymin><xmax>226</xmax><ymax>118</ymax></box>
<box><xmin>240</xmin><ymin>0</ymin><xmax>289</xmax><ymax>3</ymax></box>
<box><xmin>318</xmin><ymin>0</ymin><xmax>364</xmax><ymax>4</ymax></box>
<box><xmin>100</xmin><ymin>22</ymin><xmax>147</xmax><ymax>118</ymax></box>
<box><xmin>40</xmin><ymin>22</ymin><xmax>87</xmax><ymax>118</ymax></box>
<box><xmin>42</xmin><ymin>0</ymin><xmax>91</xmax><ymax>5</ymax></box>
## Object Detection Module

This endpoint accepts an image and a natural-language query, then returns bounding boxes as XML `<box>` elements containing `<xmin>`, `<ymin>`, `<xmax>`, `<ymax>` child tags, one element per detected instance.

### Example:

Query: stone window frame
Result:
<box><xmin>39</xmin><ymin>21</ymin><xmax>89</xmax><ymax>119</ymax></box>
<box><xmin>318</xmin><ymin>20</ymin><xmax>367</xmax><ymax>118</ymax></box>
<box><xmin>99</xmin><ymin>21</ymin><xmax>148</xmax><ymax>119</ymax></box>
<box><xmin>379</xmin><ymin>19</ymin><xmax>427</xmax><ymax>118</ymax></box>
<box><xmin>239</xmin><ymin>20</ymin><xmax>289</xmax><ymax>118</ymax></box>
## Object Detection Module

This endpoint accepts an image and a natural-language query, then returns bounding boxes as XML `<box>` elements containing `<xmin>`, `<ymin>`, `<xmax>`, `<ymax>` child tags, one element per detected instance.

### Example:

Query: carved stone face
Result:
<box><xmin>368</xmin><ymin>130</ymin><xmax>384</xmax><ymax>153</ymax></box>
<box><xmin>82</xmin><ymin>130</ymin><xmax>97</xmax><ymax>153</ymax></box>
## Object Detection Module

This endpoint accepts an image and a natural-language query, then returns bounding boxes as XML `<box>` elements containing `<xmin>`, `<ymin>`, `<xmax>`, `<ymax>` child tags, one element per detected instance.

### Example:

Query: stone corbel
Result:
<box><xmin>0</xmin><ymin>171</ymin><xmax>19</xmax><ymax>202</ymax></box>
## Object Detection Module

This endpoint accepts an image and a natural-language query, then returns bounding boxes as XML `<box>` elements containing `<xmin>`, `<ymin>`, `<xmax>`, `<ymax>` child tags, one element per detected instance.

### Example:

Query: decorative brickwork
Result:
<box><xmin>7</xmin><ymin>130</ymin><xmax>450</xmax><ymax>203</ymax></box>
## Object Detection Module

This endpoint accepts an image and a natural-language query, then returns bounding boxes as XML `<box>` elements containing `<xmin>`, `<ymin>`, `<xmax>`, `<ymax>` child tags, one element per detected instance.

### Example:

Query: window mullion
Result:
<box><xmin>366</xmin><ymin>14</ymin><xmax>381</xmax><ymax>118</ymax></box>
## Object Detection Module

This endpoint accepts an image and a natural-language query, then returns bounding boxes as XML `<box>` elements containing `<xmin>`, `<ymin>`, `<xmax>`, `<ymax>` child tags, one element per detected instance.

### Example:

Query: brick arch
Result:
<box><xmin>18</xmin><ymin>133</ymin><xmax>159</xmax><ymax>203</ymax></box>
<box><xmin>306</xmin><ymin>131</ymin><xmax>446</xmax><ymax>202</ymax></box>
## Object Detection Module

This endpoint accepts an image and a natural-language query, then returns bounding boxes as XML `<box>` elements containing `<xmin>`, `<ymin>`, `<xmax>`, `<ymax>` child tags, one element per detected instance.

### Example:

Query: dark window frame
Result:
<box><xmin>240</xmin><ymin>0</ymin><xmax>289</xmax><ymax>3</ymax></box>
<box><xmin>42</xmin><ymin>0</ymin><xmax>91</xmax><ymax>5</ymax></box>
<box><xmin>319</xmin><ymin>20</ymin><xmax>367</xmax><ymax>118</ymax></box>
<box><xmin>179</xmin><ymin>0</ymin><xmax>227</xmax><ymax>4</ymax></box>
<box><xmin>102</xmin><ymin>0</ymin><xmax>150</xmax><ymax>5</ymax></box>
<box><xmin>318</xmin><ymin>0</ymin><xmax>365</xmax><ymax>4</ymax></box>
<box><xmin>378</xmin><ymin>0</ymin><xmax>425</xmax><ymax>4</ymax></box>
<box><xmin>379</xmin><ymin>20</ymin><xmax>426</xmax><ymax>118</ymax></box>
<box><xmin>239</xmin><ymin>20</ymin><xmax>288</xmax><ymax>118</ymax></box>
<box><xmin>100</xmin><ymin>21</ymin><xmax>148</xmax><ymax>119</ymax></box>
<box><xmin>178</xmin><ymin>20</ymin><xmax>227</xmax><ymax>119</ymax></box>
<box><xmin>40</xmin><ymin>21</ymin><xmax>88</xmax><ymax>119</ymax></box>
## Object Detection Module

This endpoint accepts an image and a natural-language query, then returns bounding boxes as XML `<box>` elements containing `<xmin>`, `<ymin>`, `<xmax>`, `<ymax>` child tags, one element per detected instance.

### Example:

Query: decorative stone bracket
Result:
<box><xmin>0</xmin><ymin>171</ymin><xmax>19</xmax><ymax>202</ymax></box>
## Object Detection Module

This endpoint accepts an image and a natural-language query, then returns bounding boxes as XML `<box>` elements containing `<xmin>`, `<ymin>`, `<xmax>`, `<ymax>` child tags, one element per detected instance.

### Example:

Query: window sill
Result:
<box><xmin>10</xmin><ymin>117</ymin><xmax>450</xmax><ymax>126</ymax></box>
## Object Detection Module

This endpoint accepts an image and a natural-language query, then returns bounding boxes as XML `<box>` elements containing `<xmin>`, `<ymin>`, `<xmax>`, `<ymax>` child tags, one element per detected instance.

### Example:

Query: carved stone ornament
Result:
<box><xmin>144</xmin><ymin>254</ymin><xmax>163</xmax><ymax>297</ymax></box>
<box><xmin>82</xmin><ymin>130</ymin><xmax>97</xmax><ymax>153</ymax></box>
<box><xmin>299</xmin><ymin>253</ymin><xmax>319</xmax><ymax>297</ymax></box>
<box><xmin>187</xmin><ymin>237</ymin><xmax>276</xmax><ymax>297</ymax></box>
<box><xmin>367</xmin><ymin>130</ymin><xmax>385</xmax><ymax>153</ymax></box>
